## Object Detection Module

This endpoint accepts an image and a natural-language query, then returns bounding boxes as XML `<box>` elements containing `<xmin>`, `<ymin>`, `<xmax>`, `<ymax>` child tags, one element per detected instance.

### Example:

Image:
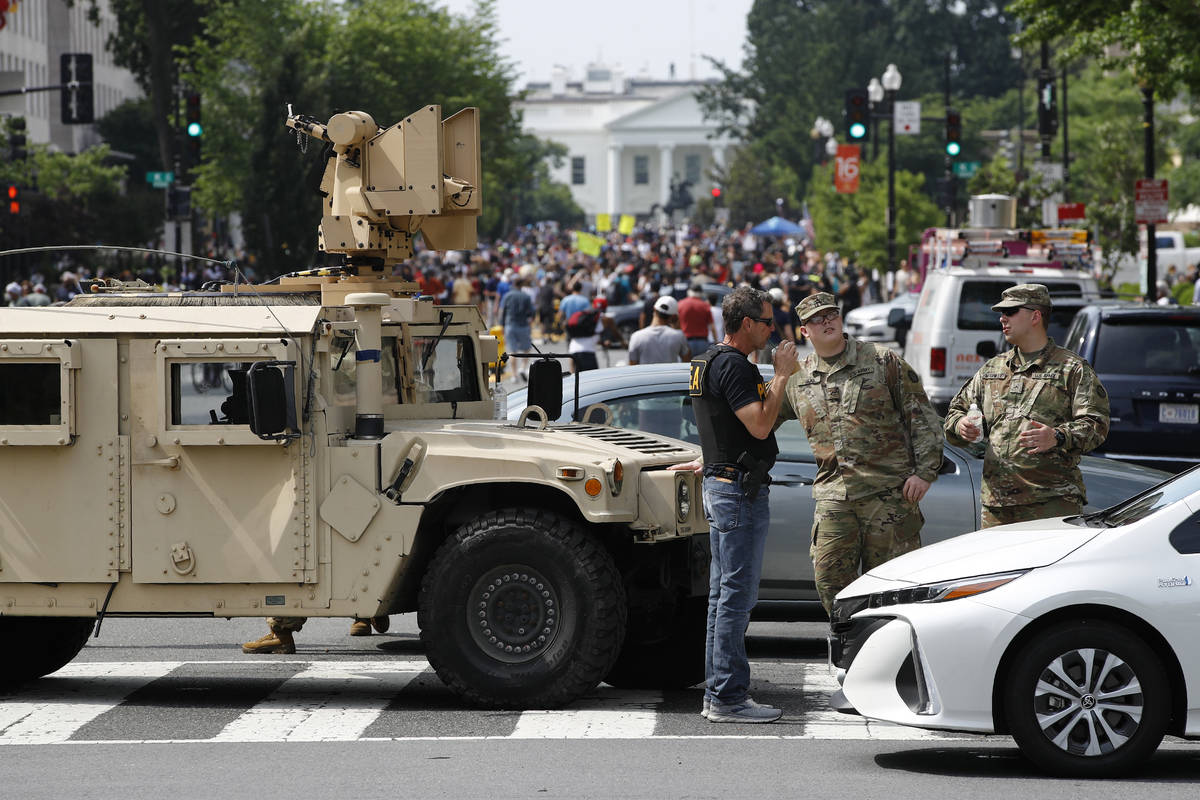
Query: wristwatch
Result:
<box><xmin>1053</xmin><ymin>429</ymin><xmax>1066</xmax><ymax>447</ymax></box>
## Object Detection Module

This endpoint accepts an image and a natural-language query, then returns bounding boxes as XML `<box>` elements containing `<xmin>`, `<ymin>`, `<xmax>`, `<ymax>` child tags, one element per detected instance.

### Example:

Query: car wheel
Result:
<box><xmin>0</xmin><ymin>616</ymin><xmax>94</xmax><ymax>688</ymax></box>
<box><xmin>1003</xmin><ymin>620</ymin><xmax>1170</xmax><ymax>777</ymax></box>
<box><xmin>418</xmin><ymin>509</ymin><xmax>626</xmax><ymax>709</ymax></box>
<box><xmin>604</xmin><ymin>595</ymin><xmax>705</xmax><ymax>689</ymax></box>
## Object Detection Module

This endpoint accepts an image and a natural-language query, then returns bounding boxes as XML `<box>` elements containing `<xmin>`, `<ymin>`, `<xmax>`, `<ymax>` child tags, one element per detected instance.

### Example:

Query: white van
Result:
<box><xmin>909</xmin><ymin>264</ymin><xmax>1101</xmax><ymax>413</ymax></box>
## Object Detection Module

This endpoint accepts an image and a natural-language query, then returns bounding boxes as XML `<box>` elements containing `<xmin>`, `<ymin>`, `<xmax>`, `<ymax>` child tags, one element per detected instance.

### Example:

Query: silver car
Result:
<box><xmin>508</xmin><ymin>363</ymin><xmax>1169</xmax><ymax>618</ymax></box>
<box><xmin>843</xmin><ymin>292</ymin><xmax>918</xmax><ymax>342</ymax></box>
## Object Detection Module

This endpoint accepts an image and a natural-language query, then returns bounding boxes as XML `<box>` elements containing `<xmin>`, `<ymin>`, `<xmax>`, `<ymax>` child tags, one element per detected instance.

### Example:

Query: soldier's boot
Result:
<box><xmin>349</xmin><ymin>618</ymin><xmax>372</xmax><ymax>636</ymax></box>
<box><xmin>371</xmin><ymin>616</ymin><xmax>390</xmax><ymax>634</ymax></box>
<box><xmin>241</xmin><ymin>630</ymin><xmax>296</xmax><ymax>655</ymax></box>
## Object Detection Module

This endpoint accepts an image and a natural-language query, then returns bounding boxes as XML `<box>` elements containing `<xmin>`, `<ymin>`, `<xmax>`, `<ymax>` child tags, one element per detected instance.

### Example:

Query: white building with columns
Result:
<box><xmin>516</xmin><ymin>64</ymin><xmax>736</xmax><ymax>221</ymax></box>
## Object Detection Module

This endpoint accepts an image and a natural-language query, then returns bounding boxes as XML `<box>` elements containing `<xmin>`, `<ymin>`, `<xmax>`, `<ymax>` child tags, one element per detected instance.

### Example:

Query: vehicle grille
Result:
<box><xmin>561</xmin><ymin>424</ymin><xmax>693</xmax><ymax>455</ymax></box>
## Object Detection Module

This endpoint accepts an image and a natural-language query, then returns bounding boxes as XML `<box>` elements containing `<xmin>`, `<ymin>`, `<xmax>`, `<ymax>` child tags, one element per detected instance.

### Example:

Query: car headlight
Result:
<box><xmin>861</xmin><ymin>570</ymin><xmax>1028</xmax><ymax>610</ymax></box>
<box><xmin>676</xmin><ymin>474</ymin><xmax>691</xmax><ymax>522</ymax></box>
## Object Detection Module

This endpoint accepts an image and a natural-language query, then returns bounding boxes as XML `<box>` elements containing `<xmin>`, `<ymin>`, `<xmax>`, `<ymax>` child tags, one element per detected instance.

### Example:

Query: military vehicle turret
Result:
<box><xmin>0</xmin><ymin>106</ymin><xmax>708</xmax><ymax>708</ymax></box>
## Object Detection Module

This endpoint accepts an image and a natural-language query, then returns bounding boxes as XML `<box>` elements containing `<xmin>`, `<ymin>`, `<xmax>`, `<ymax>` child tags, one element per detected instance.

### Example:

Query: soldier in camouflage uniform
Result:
<box><xmin>778</xmin><ymin>293</ymin><xmax>944</xmax><ymax>612</ymax></box>
<box><xmin>944</xmin><ymin>284</ymin><xmax>1110</xmax><ymax>527</ymax></box>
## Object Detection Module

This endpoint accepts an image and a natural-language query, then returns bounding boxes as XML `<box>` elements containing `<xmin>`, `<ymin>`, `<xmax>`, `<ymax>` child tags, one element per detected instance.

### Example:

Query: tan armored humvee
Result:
<box><xmin>0</xmin><ymin>106</ymin><xmax>708</xmax><ymax>709</ymax></box>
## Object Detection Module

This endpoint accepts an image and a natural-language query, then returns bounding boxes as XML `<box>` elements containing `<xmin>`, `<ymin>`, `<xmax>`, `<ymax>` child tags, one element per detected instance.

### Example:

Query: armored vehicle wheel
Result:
<box><xmin>0</xmin><ymin>616</ymin><xmax>94</xmax><ymax>688</ymax></box>
<box><xmin>604</xmin><ymin>594</ymin><xmax>705</xmax><ymax>689</ymax></box>
<box><xmin>418</xmin><ymin>509</ymin><xmax>626</xmax><ymax>709</ymax></box>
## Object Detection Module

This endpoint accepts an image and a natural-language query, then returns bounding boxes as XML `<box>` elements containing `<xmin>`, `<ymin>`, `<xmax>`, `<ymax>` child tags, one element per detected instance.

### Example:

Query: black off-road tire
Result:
<box><xmin>604</xmin><ymin>595</ymin><xmax>706</xmax><ymax>689</ymax></box>
<box><xmin>0</xmin><ymin>616</ymin><xmax>94</xmax><ymax>688</ymax></box>
<box><xmin>418</xmin><ymin>509</ymin><xmax>627</xmax><ymax>709</ymax></box>
<box><xmin>1003</xmin><ymin>620</ymin><xmax>1170</xmax><ymax>777</ymax></box>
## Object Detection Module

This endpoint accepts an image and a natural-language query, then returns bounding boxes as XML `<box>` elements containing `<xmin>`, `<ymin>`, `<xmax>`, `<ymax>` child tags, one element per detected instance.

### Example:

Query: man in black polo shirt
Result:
<box><xmin>672</xmin><ymin>286</ymin><xmax>798</xmax><ymax>723</ymax></box>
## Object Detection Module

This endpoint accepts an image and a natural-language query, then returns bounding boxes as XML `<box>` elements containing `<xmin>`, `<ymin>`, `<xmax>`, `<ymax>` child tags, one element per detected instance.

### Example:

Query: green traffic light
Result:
<box><xmin>187</xmin><ymin>122</ymin><xmax>203</xmax><ymax>138</ymax></box>
<box><xmin>946</xmin><ymin>141</ymin><xmax>961</xmax><ymax>157</ymax></box>
<box><xmin>849</xmin><ymin>122</ymin><xmax>866</xmax><ymax>140</ymax></box>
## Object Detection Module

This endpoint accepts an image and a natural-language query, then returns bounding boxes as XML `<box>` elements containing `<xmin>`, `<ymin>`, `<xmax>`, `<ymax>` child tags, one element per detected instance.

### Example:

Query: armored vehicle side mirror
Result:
<box><xmin>525</xmin><ymin>358</ymin><xmax>564</xmax><ymax>421</ymax></box>
<box><xmin>886</xmin><ymin>307</ymin><xmax>907</xmax><ymax>327</ymax></box>
<box><xmin>976</xmin><ymin>340</ymin><xmax>998</xmax><ymax>359</ymax></box>
<box><xmin>247</xmin><ymin>361</ymin><xmax>300</xmax><ymax>441</ymax></box>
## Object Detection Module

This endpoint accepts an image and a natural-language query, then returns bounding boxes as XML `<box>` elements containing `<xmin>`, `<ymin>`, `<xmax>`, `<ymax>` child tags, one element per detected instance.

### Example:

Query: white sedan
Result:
<box><xmin>830</xmin><ymin>466</ymin><xmax>1200</xmax><ymax>776</ymax></box>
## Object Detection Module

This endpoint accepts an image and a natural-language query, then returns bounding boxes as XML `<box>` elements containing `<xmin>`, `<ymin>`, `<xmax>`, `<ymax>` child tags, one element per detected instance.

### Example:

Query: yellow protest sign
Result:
<box><xmin>576</xmin><ymin>232</ymin><xmax>604</xmax><ymax>256</ymax></box>
<box><xmin>618</xmin><ymin>214</ymin><xmax>635</xmax><ymax>235</ymax></box>
<box><xmin>595</xmin><ymin>213</ymin><xmax>612</xmax><ymax>232</ymax></box>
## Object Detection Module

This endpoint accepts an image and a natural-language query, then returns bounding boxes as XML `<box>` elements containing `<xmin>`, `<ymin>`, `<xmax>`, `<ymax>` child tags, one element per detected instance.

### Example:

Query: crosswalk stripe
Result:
<box><xmin>0</xmin><ymin>660</ymin><xmax>975</xmax><ymax>743</ymax></box>
<box><xmin>0</xmin><ymin>662</ymin><xmax>179</xmax><ymax>745</ymax></box>
<box><xmin>211</xmin><ymin>662</ymin><xmax>426</xmax><ymax>742</ymax></box>
<box><xmin>511</xmin><ymin>689</ymin><xmax>661</xmax><ymax>738</ymax></box>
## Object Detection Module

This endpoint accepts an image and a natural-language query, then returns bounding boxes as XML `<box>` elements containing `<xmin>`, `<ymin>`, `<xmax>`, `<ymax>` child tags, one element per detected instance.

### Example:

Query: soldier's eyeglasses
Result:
<box><xmin>805</xmin><ymin>311</ymin><xmax>841</xmax><ymax>326</ymax></box>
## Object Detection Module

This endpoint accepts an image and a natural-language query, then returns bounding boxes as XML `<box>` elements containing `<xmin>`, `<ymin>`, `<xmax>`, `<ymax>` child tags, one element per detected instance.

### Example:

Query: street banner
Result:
<box><xmin>1135</xmin><ymin>179</ymin><xmax>1168</xmax><ymax>225</ymax></box>
<box><xmin>893</xmin><ymin>101</ymin><xmax>920</xmax><ymax>135</ymax></box>
<box><xmin>618</xmin><ymin>214</ymin><xmax>635</xmax><ymax>235</ymax></box>
<box><xmin>834</xmin><ymin>144</ymin><xmax>860</xmax><ymax>194</ymax></box>
<box><xmin>575</xmin><ymin>231</ymin><xmax>604</xmax><ymax>256</ymax></box>
<box><xmin>595</xmin><ymin>213</ymin><xmax>612</xmax><ymax>232</ymax></box>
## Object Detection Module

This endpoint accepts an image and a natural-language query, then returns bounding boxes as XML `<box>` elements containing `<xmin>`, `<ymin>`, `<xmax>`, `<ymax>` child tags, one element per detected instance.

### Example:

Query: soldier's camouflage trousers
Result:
<box><xmin>267</xmin><ymin>616</ymin><xmax>307</xmax><ymax>633</ymax></box>
<box><xmin>811</xmin><ymin>486</ymin><xmax>924</xmax><ymax>613</ymax></box>
<box><xmin>981</xmin><ymin>497</ymin><xmax>1082</xmax><ymax>529</ymax></box>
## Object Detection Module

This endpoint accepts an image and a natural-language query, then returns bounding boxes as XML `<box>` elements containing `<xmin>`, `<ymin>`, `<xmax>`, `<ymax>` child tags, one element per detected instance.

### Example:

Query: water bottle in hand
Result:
<box><xmin>965</xmin><ymin>402</ymin><xmax>984</xmax><ymax>443</ymax></box>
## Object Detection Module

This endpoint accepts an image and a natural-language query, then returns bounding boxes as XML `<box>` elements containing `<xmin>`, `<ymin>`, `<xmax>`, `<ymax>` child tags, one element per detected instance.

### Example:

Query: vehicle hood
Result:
<box><xmin>395</xmin><ymin>418</ymin><xmax>698</xmax><ymax>468</ymax></box>
<box><xmin>845</xmin><ymin>302</ymin><xmax>890</xmax><ymax>324</ymax></box>
<box><xmin>864</xmin><ymin>518</ymin><xmax>1102</xmax><ymax>585</ymax></box>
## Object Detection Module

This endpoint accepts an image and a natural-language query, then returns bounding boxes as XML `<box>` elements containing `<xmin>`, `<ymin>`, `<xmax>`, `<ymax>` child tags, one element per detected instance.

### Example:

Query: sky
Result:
<box><xmin>436</xmin><ymin>0</ymin><xmax>753</xmax><ymax>85</ymax></box>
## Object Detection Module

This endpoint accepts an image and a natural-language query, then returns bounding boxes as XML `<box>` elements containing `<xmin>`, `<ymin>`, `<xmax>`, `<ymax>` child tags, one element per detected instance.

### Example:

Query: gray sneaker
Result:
<box><xmin>708</xmin><ymin>697</ymin><xmax>782</xmax><ymax>723</ymax></box>
<box><xmin>702</xmin><ymin>694</ymin><xmax>773</xmax><ymax>719</ymax></box>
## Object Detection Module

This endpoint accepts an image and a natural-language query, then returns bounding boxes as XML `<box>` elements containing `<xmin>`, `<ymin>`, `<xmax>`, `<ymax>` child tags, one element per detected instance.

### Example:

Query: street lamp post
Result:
<box><xmin>881</xmin><ymin>63</ymin><xmax>902</xmax><ymax>271</ymax></box>
<box><xmin>811</xmin><ymin>116</ymin><xmax>834</xmax><ymax>166</ymax></box>
<box><xmin>867</xmin><ymin>78</ymin><xmax>884</xmax><ymax>161</ymax></box>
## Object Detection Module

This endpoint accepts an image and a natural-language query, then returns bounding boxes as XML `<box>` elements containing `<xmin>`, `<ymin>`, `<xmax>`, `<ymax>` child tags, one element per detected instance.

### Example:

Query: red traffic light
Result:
<box><xmin>711</xmin><ymin>187</ymin><xmax>722</xmax><ymax>198</ymax></box>
<box><xmin>6</xmin><ymin>185</ymin><xmax>16</xmax><ymax>200</ymax></box>
<box><xmin>6</xmin><ymin>185</ymin><xmax>16</xmax><ymax>214</ymax></box>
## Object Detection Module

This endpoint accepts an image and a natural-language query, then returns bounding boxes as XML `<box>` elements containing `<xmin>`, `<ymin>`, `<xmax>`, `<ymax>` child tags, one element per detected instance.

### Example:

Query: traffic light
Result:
<box><xmin>7</xmin><ymin>185</ymin><xmax>19</xmax><ymax>215</ymax></box>
<box><xmin>185</xmin><ymin>93</ymin><xmax>202</xmax><ymax>171</ymax></box>
<box><xmin>1037</xmin><ymin>75</ymin><xmax>1058</xmax><ymax>138</ymax></box>
<box><xmin>844</xmin><ymin>88</ymin><xmax>869</xmax><ymax>141</ymax></box>
<box><xmin>60</xmin><ymin>53</ymin><xmax>94</xmax><ymax>125</ymax></box>
<box><xmin>166</xmin><ymin>185</ymin><xmax>191</xmax><ymax>219</ymax></box>
<box><xmin>945</xmin><ymin>108</ymin><xmax>962</xmax><ymax>157</ymax></box>
<box><xmin>7</xmin><ymin>116</ymin><xmax>26</xmax><ymax>161</ymax></box>
<box><xmin>710</xmin><ymin>186</ymin><xmax>723</xmax><ymax>206</ymax></box>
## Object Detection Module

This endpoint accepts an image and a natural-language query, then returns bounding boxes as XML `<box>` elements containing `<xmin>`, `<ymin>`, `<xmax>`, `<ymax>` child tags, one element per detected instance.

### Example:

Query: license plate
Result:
<box><xmin>1160</xmin><ymin>403</ymin><xmax>1199</xmax><ymax>424</ymax></box>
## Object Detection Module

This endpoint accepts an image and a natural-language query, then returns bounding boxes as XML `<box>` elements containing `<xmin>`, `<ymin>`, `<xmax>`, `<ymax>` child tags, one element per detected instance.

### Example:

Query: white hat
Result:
<box><xmin>5</xmin><ymin>282</ymin><xmax>21</xmax><ymax>294</ymax></box>
<box><xmin>768</xmin><ymin>287</ymin><xmax>785</xmax><ymax>302</ymax></box>
<box><xmin>654</xmin><ymin>296</ymin><xmax>679</xmax><ymax>316</ymax></box>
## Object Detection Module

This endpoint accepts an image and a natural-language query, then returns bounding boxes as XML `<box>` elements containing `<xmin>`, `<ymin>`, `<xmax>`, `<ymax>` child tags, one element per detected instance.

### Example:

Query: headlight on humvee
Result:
<box><xmin>606</xmin><ymin>458</ymin><xmax>624</xmax><ymax>497</ymax></box>
<box><xmin>676</xmin><ymin>474</ymin><xmax>691</xmax><ymax>522</ymax></box>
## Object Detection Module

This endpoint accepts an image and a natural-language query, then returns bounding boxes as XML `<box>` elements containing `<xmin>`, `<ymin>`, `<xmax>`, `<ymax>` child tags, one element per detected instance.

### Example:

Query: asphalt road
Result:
<box><xmin>4</xmin><ymin>615</ymin><xmax>1199</xmax><ymax>799</ymax></box>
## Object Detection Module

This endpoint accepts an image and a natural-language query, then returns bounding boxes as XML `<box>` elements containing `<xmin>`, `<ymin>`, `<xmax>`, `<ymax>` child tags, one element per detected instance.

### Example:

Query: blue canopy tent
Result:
<box><xmin>749</xmin><ymin>216</ymin><xmax>805</xmax><ymax>236</ymax></box>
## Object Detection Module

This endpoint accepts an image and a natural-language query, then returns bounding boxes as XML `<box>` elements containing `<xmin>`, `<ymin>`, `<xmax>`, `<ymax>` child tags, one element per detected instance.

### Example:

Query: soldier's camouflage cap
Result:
<box><xmin>796</xmin><ymin>291</ymin><xmax>839</xmax><ymax>322</ymax></box>
<box><xmin>991</xmin><ymin>283</ymin><xmax>1052</xmax><ymax>312</ymax></box>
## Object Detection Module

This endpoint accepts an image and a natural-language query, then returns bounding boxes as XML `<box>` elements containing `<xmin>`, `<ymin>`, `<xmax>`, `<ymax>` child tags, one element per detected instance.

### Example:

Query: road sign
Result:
<box><xmin>1057</xmin><ymin>202</ymin><xmax>1086</xmax><ymax>221</ymax></box>
<box><xmin>952</xmin><ymin>161</ymin><xmax>980</xmax><ymax>178</ymax></box>
<box><xmin>893</xmin><ymin>101</ymin><xmax>920</xmax><ymax>135</ymax></box>
<box><xmin>146</xmin><ymin>171</ymin><xmax>175</xmax><ymax>188</ymax></box>
<box><xmin>1135</xmin><ymin>179</ymin><xmax>1168</xmax><ymax>225</ymax></box>
<box><xmin>834</xmin><ymin>144</ymin><xmax>860</xmax><ymax>194</ymax></box>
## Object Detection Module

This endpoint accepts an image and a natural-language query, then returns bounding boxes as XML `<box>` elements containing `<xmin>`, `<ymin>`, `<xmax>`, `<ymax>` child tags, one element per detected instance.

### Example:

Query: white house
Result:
<box><xmin>516</xmin><ymin>64</ymin><xmax>737</xmax><ymax>221</ymax></box>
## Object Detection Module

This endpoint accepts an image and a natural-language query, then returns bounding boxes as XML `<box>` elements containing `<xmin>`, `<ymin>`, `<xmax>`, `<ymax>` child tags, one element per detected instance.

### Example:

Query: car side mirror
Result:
<box><xmin>976</xmin><ymin>340</ymin><xmax>998</xmax><ymax>359</ymax></box>
<box><xmin>525</xmin><ymin>358</ymin><xmax>564</xmax><ymax>421</ymax></box>
<box><xmin>886</xmin><ymin>308</ymin><xmax>906</xmax><ymax>327</ymax></box>
<box><xmin>246</xmin><ymin>361</ymin><xmax>300</xmax><ymax>441</ymax></box>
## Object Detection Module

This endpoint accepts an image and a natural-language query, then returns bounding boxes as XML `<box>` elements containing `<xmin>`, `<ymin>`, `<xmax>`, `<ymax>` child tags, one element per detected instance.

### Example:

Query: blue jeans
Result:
<box><xmin>702</xmin><ymin>474</ymin><xmax>771</xmax><ymax>705</ymax></box>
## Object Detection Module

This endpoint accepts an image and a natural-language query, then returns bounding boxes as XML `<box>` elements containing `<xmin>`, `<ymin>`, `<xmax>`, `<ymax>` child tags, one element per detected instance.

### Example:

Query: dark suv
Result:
<box><xmin>1063</xmin><ymin>303</ymin><xmax>1200</xmax><ymax>472</ymax></box>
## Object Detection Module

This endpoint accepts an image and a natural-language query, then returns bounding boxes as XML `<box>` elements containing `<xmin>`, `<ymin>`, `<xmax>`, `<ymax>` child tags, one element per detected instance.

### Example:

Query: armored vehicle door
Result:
<box><xmin>0</xmin><ymin>338</ymin><xmax>123</xmax><ymax>585</ymax></box>
<box><xmin>128</xmin><ymin>338</ymin><xmax>309</xmax><ymax>584</ymax></box>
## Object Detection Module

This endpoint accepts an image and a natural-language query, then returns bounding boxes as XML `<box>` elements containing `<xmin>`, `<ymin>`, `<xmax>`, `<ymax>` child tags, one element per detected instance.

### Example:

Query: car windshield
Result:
<box><xmin>1081</xmin><ymin>466</ymin><xmax>1199</xmax><ymax>527</ymax></box>
<box><xmin>1093</xmin><ymin>316</ymin><xmax>1200</xmax><ymax>376</ymax></box>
